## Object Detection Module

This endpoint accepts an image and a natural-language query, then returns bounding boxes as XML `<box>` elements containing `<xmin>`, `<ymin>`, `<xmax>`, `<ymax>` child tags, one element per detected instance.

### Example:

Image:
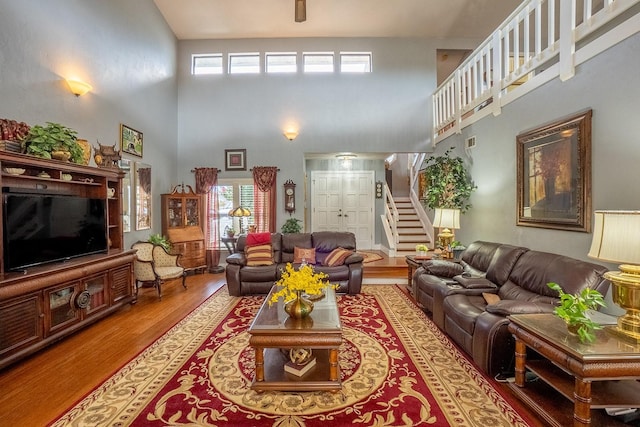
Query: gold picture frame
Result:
<box><xmin>516</xmin><ymin>110</ymin><xmax>592</xmax><ymax>232</ymax></box>
<box><xmin>121</xmin><ymin>124</ymin><xmax>143</xmax><ymax>158</ymax></box>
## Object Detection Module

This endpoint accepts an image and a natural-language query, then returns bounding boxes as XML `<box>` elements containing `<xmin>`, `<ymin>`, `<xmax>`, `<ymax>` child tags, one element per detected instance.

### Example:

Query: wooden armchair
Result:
<box><xmin>131</xmin><ymin>242</ymin><xmax>187</xmax><ymax>300</ymax></box>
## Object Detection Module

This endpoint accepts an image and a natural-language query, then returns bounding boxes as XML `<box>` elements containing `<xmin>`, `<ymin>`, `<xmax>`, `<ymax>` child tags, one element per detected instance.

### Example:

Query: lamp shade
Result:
<box><xmin>229</xmin><ymin>206</ymin><xmax>251</xmax><ymax>217</ymax></box>
<box><xmin>588</xmin><ymin>210</ymin><xmax>640</xmax><ymax>264</ymax></box>
<box><xmin>66</xmin><ymin>78</ymin><xmax>92</xmax><ymax>96</ymax></box>
<box><xmin>432</xmin><ymin>208</ymin><xmax>460</xmax><ymax>229</ymax></box>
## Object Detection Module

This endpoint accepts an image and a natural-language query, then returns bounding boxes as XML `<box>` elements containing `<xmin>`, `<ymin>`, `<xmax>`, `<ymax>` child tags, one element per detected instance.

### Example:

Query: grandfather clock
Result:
<box><xmin>284</xmin><ymin>179</ymin><xmax>296</xmax><ymax>214</ymax></box>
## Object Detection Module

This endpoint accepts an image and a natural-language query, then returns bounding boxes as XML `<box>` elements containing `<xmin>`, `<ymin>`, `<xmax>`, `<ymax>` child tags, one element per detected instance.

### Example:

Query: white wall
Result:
<box><xmin>175</xmin><ymin>37</ymin><xmax>482</xmax><ymax>234</ymax></box>
<box><xmin>0</xmin><ymin>0</ymin><xmax>179</xmax><ymax>247</ymax></box>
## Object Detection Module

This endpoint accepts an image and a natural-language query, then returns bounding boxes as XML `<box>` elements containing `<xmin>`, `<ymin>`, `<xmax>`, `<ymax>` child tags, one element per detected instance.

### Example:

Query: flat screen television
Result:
<box><xmin>3</xmin><ymin>192</ymin><xmax>108</xmax><ymax>271</ymax></box>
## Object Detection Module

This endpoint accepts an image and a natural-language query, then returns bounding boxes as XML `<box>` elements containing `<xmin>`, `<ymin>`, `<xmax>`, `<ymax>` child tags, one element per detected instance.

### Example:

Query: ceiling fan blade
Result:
<box><xmin>295</xmin><ymin>0</ymin><xmax>306</xmax><ymax>23</ymax></box>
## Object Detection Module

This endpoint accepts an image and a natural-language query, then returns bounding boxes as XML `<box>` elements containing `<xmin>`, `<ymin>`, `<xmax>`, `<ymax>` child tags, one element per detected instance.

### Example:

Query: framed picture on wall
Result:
<box><xmin>121</xmin><ymin>124</ymin><xmax>143</xmax><ymax>158</ymax></box>
<box><xmin>516</xmin><ymin>109</ymin><xmax>592</xmax><ymax>232</ymax></box>
<box><xmin>225</xmin><ymin>149</ymin><xmax>246</xmax><ymax>171</ymax></box>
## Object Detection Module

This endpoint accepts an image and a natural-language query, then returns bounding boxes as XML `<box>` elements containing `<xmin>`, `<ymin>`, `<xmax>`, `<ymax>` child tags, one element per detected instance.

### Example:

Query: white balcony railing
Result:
<box><xmin>432</xmin><ymin>0</ymin><xmax>640</xmax><ymax>144</ymax></box>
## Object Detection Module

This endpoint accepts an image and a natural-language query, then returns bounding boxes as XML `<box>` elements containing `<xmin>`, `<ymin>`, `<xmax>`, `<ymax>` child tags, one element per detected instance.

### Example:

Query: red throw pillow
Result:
<box><xmin>293</xmin><ymin>247</ymin><xmax>316</xmax><ymax>264</ymax></box>
<box><xmin>246</xmin><ymin>232</ymin><xmax>271</xmax><ymax>247</ymax></box>
<box><xmin>323</xmin><ymin>247</ymin><xmax>353</xmax><ymax>267</ymax></box>
<box><xmin>245</xmin><ymin>244</ymin><xmax>274</xmax><ymax>266</ymax></box>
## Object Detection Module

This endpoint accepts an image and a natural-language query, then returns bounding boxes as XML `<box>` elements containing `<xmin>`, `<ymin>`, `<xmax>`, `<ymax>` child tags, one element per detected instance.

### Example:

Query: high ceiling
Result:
<box><xmin>153</xmin><ymin>0</ymin><xmax>523</xmax><ymax>40</ymax></box>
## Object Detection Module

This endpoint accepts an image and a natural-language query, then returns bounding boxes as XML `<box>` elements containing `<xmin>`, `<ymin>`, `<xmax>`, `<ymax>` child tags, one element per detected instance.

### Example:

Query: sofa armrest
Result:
<box><xmin>485</xmin><ymin>300</ymin><xmax>556</xmax><ymax>316</ymax></box>
<box><xmin>422</xmin><ymin>260</ymin><xmax>464</xmax><ymax>278</ymax></box>
<box><xmin>344</xmin><ymin>253</ymin><xmax>364</xmax><ymax>265</ymax></box>
<box><xmin>453</xmin><ymin>275</ymin><xmax>497</xmax><ymax>290</ymax></box>
<box><xmin>226</xmin><ymin>253</ymin><xmax>247</xmax><ymax>266</ymax></box>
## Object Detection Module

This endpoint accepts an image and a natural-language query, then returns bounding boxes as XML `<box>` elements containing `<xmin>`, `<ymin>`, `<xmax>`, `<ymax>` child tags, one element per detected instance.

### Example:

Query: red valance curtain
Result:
<box><xmin>252</xmin><ymin>166</ymin><xmax>278</xmax><ymax>232</ymax></box>
<box><xmin>194</xmin><ymin>167</ymin><xmax>220</xmax><ymax>271</ymax></box>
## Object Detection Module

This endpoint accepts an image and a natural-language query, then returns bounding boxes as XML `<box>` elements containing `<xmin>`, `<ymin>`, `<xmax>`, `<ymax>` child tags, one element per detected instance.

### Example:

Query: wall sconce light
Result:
<box><xmin>283</xmin><ymin>130</ymin><xmax>298</xmax><ymax>141</ymax></box>
<box><xmin>66</xmin><ymin>78</ymin><xmax>93</xmax><ymax>97</ymax></box>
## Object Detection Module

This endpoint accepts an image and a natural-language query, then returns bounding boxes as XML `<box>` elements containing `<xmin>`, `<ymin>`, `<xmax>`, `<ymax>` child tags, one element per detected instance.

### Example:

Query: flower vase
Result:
<box><xmin>284</xmin><ymin>290</ymin><xmax>314</xmax><ymax>319</ymax></box>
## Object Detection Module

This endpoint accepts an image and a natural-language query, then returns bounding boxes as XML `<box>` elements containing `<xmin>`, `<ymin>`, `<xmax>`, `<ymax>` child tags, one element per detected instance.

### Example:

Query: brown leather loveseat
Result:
<box><xmin>413</xmin><ymin>241</ymin><xmax>610</xmax><ymax>376</ymax></box>
<box><xmin>225</xmin><ymin>231</ymin><xmax>363</xmax><ymax>296</ymax></box>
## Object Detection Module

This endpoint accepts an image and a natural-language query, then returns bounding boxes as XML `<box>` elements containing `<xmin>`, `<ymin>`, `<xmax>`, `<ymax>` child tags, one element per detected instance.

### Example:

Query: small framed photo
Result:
<box><xmin>225</xmin><ymin>149</ymin><xmax>247</xmax><ymax>171</ymax></box>
<box><xmin>121</xmin><ymin>124</ymin><xmax>143</xmax><ymax>158</ymax></box>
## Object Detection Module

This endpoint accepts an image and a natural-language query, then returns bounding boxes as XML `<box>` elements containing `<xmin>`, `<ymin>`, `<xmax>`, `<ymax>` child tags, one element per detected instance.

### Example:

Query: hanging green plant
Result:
<box><xmin>421</xmin><ymin>147</ymin><xmax>476</xmax><ymax>213</ymax></box>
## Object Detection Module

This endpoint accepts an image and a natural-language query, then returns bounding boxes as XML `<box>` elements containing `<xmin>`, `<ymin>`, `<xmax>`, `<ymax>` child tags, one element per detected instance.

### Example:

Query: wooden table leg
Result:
<box><xmin>328</xmin><ymin>348</ymin><xmax>339</xmax><ymax>381</ymax></box>
<box><xmin>573</xmin><ymin>378</ymin><xmax>592</xmax><ymax>427</ymax></box>
<box><xmin>254</xmin><ymin>347</ymin><xmax>264</xmax><ymax>382</ymax></box>
<box><xmin>514</xmin><ymin>336</ymin><xmax>526</xmax><ymax>387</ymax></box>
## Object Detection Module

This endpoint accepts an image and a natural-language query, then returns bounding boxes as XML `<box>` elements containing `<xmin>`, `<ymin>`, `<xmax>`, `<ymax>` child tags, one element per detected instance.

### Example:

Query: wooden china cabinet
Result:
<box><xmin>0</xmin><ymin>151</ymin><xmax>135</xmax><ymax>370</ymax></box>
<box><xmin>161</xmin><ymin>184</ymin><xmax>207</xmax><ymax>273</ymax></box>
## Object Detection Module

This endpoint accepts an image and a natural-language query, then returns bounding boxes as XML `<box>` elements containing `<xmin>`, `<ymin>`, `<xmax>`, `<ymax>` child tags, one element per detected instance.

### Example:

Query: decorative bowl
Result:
<box><xmin>4</xmin><ymin>167</ymin><xmax>26</xmax><ymax>175</ymax></box>
<box><xmin>61</xmin><ymin>173</ymin><xmax>72</xmax><ymax>181</ymax></box>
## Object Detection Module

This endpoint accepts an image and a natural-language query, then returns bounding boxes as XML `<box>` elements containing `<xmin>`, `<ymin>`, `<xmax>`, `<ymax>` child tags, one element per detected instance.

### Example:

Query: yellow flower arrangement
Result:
<box><xmin>269</xmin><ymin>263</ymin><xmax>337</xmax><ymax>305</ymax></box>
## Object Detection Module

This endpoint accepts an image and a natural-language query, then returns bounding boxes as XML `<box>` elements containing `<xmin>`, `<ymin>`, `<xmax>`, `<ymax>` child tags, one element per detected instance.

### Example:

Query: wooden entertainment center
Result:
<box><xmin>0</xmin><ymin>151</ymin><xmax>135</xmax><ymax>370</ymax></box>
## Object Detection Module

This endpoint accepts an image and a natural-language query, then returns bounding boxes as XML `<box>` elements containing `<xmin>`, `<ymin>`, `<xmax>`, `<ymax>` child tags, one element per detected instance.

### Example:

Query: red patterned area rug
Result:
<box><xmin>51</xmin><ymin>285</ymin><xmax>534</xmax><ymax>427</ymax></box>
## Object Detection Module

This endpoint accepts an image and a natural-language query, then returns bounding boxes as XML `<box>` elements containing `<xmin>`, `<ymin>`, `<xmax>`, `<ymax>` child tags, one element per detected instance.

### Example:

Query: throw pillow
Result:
<box><xmin>246</xmin><ymin>232</ymin><xmax>271</xmax><ymax>247</ymax></box>
<box><xmin>323</xmin><ymin>247</ymin><xmax>353</xmax><ymax>266</ymax></box>
<box><xmin>294</xmin><ymin>246</ymin><xmax>316</xmax><ymax>264</ymax></box>
<box><xmin>482</xmin><ymin>292</ymin><xmax>501</xmax><ymax>305</ymax></box>
<box><xmin>245</xmin><ymin>243</ymin><xmax>274</xmax><ymax>266</ymax></box>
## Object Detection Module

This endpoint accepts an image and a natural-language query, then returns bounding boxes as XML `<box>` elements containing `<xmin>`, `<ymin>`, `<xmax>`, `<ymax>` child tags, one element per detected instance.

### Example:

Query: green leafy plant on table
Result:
<box><xmin>22</xmin><ymin>122</ymin><xmax>84</xmax><ymax>163</ymax></box>
<box><xmin>415</xmin><ymin>244</ymin><xmax>429</xmax><ymax>252</ymax></box>
<box><xmin>420</xmin><ymin>147</ymin><xmax>476</xmax><ymax>213</ymax></box>
<box><xmin>148</xmin><ymin>233</ymin><xmax>172</xmax><ymax>252</ymax></box>
<box><xmin>547</xmin><ymin>282</ymin><xmax>606</xmax><ymax>343</ymax></box>
<box><xmin>281</xmin><ymin>218</ymin><xmax>302</xmax><ymax>233</ymax></box>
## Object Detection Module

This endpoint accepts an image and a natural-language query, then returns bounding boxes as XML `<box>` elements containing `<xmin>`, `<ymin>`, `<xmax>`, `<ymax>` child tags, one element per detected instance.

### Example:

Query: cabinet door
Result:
<box><xmin>110</xmin><ymin>265</ymin><xmax>133</xmax><ymax>304</ymax></box>
<box><xmin>84</xmin><ymin>274</ymin><xmax>109</xmax><ymax>316</ymax></box>
<box><xmin>185</xmin><ymin>197</ymin><xmax>201</xmax><ymax>226</ymax></box>
<box><xmin>45</xmin><ymin>283</ymin><xmax>82</xmax><ymax>335</ymax></box>
<box><xmin>0</xmin><ymin>293</ymin><xmax>43</xmax><ymax>359</ymax></box>
<box><xmin>167</xmin><ymin>198</ymin><xmax>184</xmax><ymax>227</ymax></box>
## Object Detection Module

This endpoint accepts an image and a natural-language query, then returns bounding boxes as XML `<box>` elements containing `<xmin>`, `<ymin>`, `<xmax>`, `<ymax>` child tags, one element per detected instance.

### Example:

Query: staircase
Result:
<box><xmin>392</xmin><ymin>196</ymin><xmax>430</xmax><ymax>257</ymax></box>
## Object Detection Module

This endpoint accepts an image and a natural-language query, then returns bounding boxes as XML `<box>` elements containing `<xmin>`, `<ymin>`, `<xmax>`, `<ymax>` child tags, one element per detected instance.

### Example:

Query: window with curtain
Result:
<box><xmin>216</xmin><ymin>179</ymin><xmax>255</xmax><ymax>240</ymax></box>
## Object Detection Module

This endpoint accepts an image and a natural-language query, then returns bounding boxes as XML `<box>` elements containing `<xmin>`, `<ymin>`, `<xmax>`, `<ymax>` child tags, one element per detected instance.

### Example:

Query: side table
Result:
<box><xmin>221</xmin><ymin>236</ymin><xmax>238</xmax><ymax>254</ymax></box>
<box><xmin>508</xmin><ymin>313</ymin><xmax>640</xmax><ymax>427</ymax></box>
<box><xmin>405</xmin><ymin>254</ymin><xmax>432</xmax><ymax>296</ymax></box>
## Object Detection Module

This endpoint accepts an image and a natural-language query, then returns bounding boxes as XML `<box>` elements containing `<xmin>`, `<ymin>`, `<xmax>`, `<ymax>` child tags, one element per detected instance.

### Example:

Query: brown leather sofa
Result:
<box><xmin>225</xmin><ymin>232</ymin><xmax>363</xmax><ymax>296</ymax></box>
<box><xmin>413</xmin><ymin>241</ymin><xmax>610</xmax><ymax>376</ymax></box>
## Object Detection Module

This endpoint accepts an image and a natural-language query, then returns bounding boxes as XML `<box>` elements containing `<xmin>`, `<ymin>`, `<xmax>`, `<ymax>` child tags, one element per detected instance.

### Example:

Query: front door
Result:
<box><xmin>311</xmin><ymin>171</ymin><xmax>374</xmax><ymax>249</ymax></box>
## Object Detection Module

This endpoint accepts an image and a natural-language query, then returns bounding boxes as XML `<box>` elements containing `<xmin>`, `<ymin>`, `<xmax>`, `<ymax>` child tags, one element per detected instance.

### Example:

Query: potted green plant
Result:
<box><xmin>451</xmin><ymin>241</ymin><xmax>466</xmax><ymax>259</ymax></box>
<box><xmin>421</xmin><ymin>147</ymin><xmax>476</xmax><ymax>213</ymax></box>
<box><xmin>225</xmin><ymin>226</ymin><xmax>236</xmax><ymax>237</ymax></box>
<box><xmin>281</xmin><ymin>218</ymin><xmax>302</xmax><ymax>234</ymax></box>
<box><xmin>21</xmin><ymin>122</ymin><xmax>84</xmax><ymax>163</ymax></box>
<box><xmin>148</xmin><ymin>233</ymin><xmax>172</xmax><ymax>252</ymax></box>
<box><xmin>547</xmin><ymin>282</ymin><xmax>606</xmax><ymax>343</ymax></box>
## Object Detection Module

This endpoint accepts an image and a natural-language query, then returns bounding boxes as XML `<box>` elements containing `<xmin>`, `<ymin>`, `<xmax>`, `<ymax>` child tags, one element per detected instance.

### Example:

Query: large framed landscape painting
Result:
<box><xmin>516</xmin><ymin>110</ymin><xmax>592</xmax><ymax>232</ymax></box>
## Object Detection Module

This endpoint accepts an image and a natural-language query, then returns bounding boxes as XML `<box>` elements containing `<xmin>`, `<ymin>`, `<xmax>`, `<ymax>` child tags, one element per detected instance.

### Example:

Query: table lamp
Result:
<box><xmin>229</xmin><ymin>206</ymin><xmax>251</xmax><ymax>234</ymax></box>
<box><xmin>588</xmin><ymin>210</ymin><xmax>640</xmax><ymax>343</ymax></box>
<box><xmin>432</xmin><ymin>208</ymin><xmax>460</xmax><ymax>259</ymax></box>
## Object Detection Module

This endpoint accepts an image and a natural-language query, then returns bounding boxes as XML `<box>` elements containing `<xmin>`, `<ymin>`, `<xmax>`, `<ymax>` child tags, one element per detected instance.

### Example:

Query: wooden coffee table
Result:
<box><xmin>248</xmin><ymin>286</ymin><xmax>342</xmax><ymax>392</ymax></box>
<box><xmin>508</xmin><ymin>313</ymin><xmax>640</xmax><ymax>427</ymax></box>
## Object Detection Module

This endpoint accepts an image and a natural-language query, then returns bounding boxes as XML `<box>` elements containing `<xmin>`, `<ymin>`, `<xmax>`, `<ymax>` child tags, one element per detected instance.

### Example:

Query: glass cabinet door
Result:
<box><xmin>185</xmin><ymin>198</ymin><xmax>200</xmax><ymax>226</ymax></box>
<box><xmin>47</xmin><ymin>284</ymin><xmax>80</xmax><ymax>333</ymax></box>
<box><xmin>168</xmin><ymin>198</ymin><xmax>184</xmax><ymax>227</ymax></box>
<box><xmin>85</xmin><ymin>275</ymin><xmax>108</xmax><ymax>315</ymax></box>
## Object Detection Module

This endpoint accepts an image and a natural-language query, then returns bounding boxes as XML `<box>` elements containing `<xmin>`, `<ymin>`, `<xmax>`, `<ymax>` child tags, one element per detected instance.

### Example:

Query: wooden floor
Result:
<box><xmin>0</xmin><ymin>257</ymin><xmax>545</xmax><ymax>426</ymax></box>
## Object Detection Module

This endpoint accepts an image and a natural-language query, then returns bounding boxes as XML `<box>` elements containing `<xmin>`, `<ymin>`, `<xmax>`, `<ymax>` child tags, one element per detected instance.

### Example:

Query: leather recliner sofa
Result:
<box><xmin>413</xmin><ymin>241</ymin><xmax>610</xmax><ymax>376</ymax></box>
<box><xmin>225</xmin><ymin>231</ymin><xmax>363</xmax><ymax>296</ymax></box>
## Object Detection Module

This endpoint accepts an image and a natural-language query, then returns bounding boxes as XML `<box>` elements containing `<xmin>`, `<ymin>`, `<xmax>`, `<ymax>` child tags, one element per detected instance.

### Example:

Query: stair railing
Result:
<box><xmin>432</xmin><ymin>0</ymin><xmax>640</xmax><ymax>144</ymax></box>
<box><xmin>408</xmin><ymin>153</ymin><xmax>435</xmax><ymax>248</ymax></box>
<box><xmin>382</xmin><ymin>182</ymin><xmax>399</xmax><ymax>253</ymax></box>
